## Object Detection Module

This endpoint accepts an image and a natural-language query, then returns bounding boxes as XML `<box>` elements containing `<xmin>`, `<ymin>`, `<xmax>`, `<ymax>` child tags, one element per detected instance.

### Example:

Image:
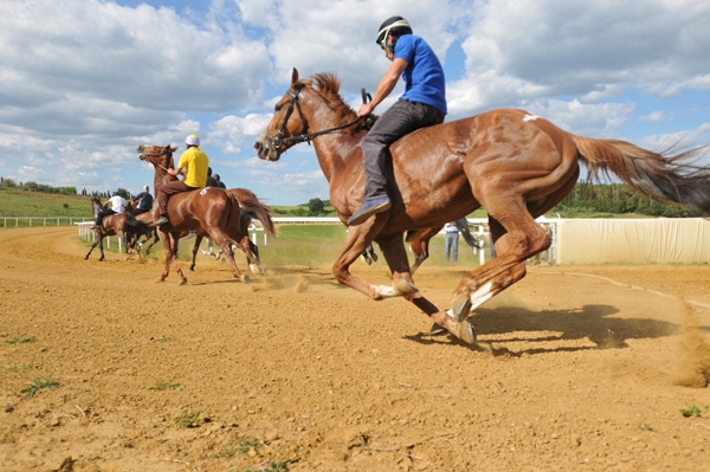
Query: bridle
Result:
<box><xmin>139</xmin><ymin>146</ymin><xmax>174</xmax><ymax>173</ymax></box>
<box><xmin>272</xmin><ymin>82</ymin><xmax>367</xmax><ymax>150</ymax></box>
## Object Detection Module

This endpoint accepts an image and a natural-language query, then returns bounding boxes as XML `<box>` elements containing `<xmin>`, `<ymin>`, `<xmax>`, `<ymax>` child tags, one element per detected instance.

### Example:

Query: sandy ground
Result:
<box><xmin>1</xmin><ymin>226</ymin><xmax>709</xmax><ymax>472</ymax></box>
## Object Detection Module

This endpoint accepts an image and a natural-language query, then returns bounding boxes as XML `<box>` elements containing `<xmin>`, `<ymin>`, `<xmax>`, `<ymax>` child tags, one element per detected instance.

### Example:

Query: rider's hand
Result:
<box><xmin>358</xmin><ymin>103</ymin><xmax>374</xmax><ymax>117</ymax></box>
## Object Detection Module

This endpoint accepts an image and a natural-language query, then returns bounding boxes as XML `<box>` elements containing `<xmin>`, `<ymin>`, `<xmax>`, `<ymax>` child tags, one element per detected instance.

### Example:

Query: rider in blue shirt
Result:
<box><xmin>348</xmin><ymin>16</ymin><xmax>447</xmax><ymax>226</ymax></box>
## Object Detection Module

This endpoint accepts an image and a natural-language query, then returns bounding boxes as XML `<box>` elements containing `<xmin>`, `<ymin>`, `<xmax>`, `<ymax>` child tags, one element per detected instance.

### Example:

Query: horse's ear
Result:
<box><xmin>291</xmin><ymin>68</ymin><xmax>299</xmax><ymax>85</ymax></box>
<box><xmin>170</xmin><ymin>146</ymin><xmax>178</xmax><ymax>152</ymax></box>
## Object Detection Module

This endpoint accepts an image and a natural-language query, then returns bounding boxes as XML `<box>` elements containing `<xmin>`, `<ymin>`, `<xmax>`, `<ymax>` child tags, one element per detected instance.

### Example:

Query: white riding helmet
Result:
<box><xmin>185</xmin><ymin>134</ymin><xmax>200</xmax><ymax>147</ymax></box>
<box><xmin>375</xmin><ymin>16</ymin><xmax>412</xmax><ymax>49</ymax></box>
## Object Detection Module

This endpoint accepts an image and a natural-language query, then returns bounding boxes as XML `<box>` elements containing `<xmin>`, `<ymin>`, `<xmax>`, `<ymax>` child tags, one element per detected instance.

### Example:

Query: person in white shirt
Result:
<box><xmin>92</xmin><ymin>192</ymin><xmax>126</xmax><ymax>229</ymax></box>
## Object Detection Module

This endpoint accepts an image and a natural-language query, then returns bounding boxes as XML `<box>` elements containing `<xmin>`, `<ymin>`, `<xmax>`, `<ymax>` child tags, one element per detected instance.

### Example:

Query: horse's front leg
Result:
<box><xmin>84</xmin><ymin>239</ymin><xmax>98</xmax><ymax>260</ymax></box>
<box><xmin>157</xmin><ymin>230</ymin><xmax>186</xmax><ymax>284</ymax></box>
<box><xmin>331</xmin><ymin>224</ymin><xmax>416</xmax><ymax>299</ymax></box>
<box><xmin>98</xmin><ymin>236</ymin><xmax>106</xmax><ymax>261</ymax></box>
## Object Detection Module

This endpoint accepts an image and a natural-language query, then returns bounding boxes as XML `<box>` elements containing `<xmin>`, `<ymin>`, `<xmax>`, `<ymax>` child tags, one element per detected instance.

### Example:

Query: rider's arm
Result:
<box><xmin>358</xmin><ymin>57</ymin><xmax>408</xmax><ymax>117</ymax></box>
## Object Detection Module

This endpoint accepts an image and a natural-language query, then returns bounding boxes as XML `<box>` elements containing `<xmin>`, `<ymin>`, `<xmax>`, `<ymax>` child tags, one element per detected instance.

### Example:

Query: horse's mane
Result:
<box><xmin>309</xmin><ymin>72</ymin><xmax>356</xmax><ymax>120</ymax></box>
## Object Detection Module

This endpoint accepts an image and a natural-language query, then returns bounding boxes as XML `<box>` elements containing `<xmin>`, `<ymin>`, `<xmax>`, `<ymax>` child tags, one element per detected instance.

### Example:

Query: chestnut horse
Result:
<box><xmin>254</xmin><ymin>69</ymin><xmax>710</xmax><ymax>346</ymax></box>
<box><xmin>137</xmin><ymin>145</ymin><xmax>273</xmax><ymax>284</ymax></box>
<box><xmin>84</xmin><ymin>197</ymin><xmax>152</xmax><ymax>261</ymax></box>
<box><xmin>131</xmin><ymin>188</ymin><xmax>271</xmax><ymax>274</ymax></box>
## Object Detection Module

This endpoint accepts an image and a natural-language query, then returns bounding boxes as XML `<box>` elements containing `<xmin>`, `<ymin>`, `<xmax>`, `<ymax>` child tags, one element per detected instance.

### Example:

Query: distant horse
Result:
<box><xmin>254</xmin><ymin>69</ymin><xmax>710</xmax><ymax>346</ymax></box>
<box><xmin>84</xmin><ymin>198</ymin><xmax>152</xmax><ymax>261</ymax></box>
<box><xmin>131</xmin><ymin>189</ymin><xmax>271</xmax><ymax>274</ymax></box>
<box><xmin>137</xmin><ymin>145</ymin><xmax>274</xmax><ymax>284</ymax></box>
<box><xmin>189</xmin><ymin>188</ymin><xmax>273</xmax><ymax>274</ymax></box>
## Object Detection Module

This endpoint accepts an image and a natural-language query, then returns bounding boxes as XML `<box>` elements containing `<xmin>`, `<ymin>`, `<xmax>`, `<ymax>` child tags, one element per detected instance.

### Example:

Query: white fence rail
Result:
<box><xmin>2</xmin><ymin>216</ymin><xmax>91</xmax><ymax>228</ymax></box>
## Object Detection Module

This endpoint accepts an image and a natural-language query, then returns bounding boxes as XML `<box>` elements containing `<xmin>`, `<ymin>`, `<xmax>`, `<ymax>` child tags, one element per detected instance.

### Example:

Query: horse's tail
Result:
<box><xmin>571</xmin><ymin>136</ymin><xmax>710</xmax><ymax>215</ymax></box>
<box><xmin>228</xmin><ymin>188</ymin><xmax>277</xmax><ymax>235</ymax></box>
<box><xmin>455</xmin><ymin>217</ymin><xmax>482</xmax><ymax>248</ymax></box>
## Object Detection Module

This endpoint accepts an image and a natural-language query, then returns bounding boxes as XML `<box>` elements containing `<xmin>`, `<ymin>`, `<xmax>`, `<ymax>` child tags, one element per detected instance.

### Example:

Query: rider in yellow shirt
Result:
<box><xmin>154</xmin><ymin>134</ymin><xmax>209</xmax><ymax>226</ymax></box>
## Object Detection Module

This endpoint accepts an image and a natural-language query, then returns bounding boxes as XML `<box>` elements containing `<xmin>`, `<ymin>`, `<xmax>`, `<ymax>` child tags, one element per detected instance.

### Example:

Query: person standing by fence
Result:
<box><xmin>444</xmin><ymin>221</ymin><xmax>459</xmax><ymax>262</ymax></box>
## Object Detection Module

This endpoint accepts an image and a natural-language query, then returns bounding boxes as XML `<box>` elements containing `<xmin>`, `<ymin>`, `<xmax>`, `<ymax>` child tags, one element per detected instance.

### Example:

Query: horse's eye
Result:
<box><xmin>274</xmin><ymin>104</ymin><xmax>282</xmax><ymax>112</ymax></box>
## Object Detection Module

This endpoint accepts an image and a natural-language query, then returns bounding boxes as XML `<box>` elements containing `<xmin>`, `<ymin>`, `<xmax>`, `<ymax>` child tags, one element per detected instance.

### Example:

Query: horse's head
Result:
<box><xmin>137</xmin><ymin>145</ymin><xmax>177</xmax><ymax>168</ymax></box>
<box><xmin>254</xmin><ymin>68</ymin><xmax>313</xmax><ymax>162</ymax></box>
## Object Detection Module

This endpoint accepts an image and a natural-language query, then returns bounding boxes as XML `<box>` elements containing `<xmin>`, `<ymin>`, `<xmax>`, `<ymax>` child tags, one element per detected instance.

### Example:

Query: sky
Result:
<box><xmin>1</xmin><ymin>0</ymin><xmax>709</xmax><ymax>206</ymax></box>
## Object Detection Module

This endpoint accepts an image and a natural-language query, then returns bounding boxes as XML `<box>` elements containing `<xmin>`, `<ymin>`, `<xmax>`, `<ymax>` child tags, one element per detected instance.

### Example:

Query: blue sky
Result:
<box><xmin>0</xmin><ymin>0</ymin><xmax>708</xmax><ymax>205</ymax></box>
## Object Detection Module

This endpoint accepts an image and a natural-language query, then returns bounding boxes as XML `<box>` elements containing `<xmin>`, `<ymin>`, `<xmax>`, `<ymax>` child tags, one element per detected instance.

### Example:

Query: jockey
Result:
<box><xmin>348</xmin><ymin>15</ymin><xmax>447</xmax><ymax>226</ymax></box>
<box><xmin>92</xmin><ymin>191</ymin><xmax>126</xmax><ymax>229</ymax></box>
<box><xmin>132</xmin><ymin>185</ymin><xmax>153</xmax><ymax>214</ymax></box>
<box><xmin>154</xmin><ymin>135</ymin><xmax>209</xmax><ymax>227</ymax></box>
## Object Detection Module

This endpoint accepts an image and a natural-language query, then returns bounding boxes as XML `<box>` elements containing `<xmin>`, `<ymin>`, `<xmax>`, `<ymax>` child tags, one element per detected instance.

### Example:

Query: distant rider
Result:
<box><xmin>132</xmin><ymin>185</ymin><xmax>153</xmax><ymax>215</ymax></box>
<box><xmin>153</xmin><ymin>134</ymin><xmax>209</xmax><ymax>227</ymax></box>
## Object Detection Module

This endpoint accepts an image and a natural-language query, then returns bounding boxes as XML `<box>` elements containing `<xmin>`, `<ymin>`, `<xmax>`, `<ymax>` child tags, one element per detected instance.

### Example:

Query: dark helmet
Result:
<box><xmin>375</xmin><ymin>16</ymin><xmax>412</xmax><ymax>46</ymax></box>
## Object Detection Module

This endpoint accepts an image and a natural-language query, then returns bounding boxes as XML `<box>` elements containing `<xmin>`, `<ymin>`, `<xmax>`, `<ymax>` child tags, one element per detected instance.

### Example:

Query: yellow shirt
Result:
<box><xmin>177</xmin><ymin>147</ymin><xmax>209</xmax><ymax>187</ymax></box>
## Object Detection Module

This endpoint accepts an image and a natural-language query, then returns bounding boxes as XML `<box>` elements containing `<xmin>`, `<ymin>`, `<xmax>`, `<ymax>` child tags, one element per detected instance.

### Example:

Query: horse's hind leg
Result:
<box><xmin>211</xmin><ymin>232</ymin><xmax>247</xmax><ymax>282</ymax></box>
<box><xmin>240</xmin><ymin>235</ymin><xmax>263</xmax><ymax>275</ymax></box>
<box><xmin>189</xmin><ymin>234</ymin><xmax>204</xmax><ymax>271</ymax></box>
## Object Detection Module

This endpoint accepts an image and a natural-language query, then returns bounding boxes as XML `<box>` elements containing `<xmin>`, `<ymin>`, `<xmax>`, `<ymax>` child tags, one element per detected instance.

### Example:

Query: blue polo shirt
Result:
<box><xmin>394</xmin><ymin>34</ymin><xmax>447</xmax><ymax>115</ymax></box>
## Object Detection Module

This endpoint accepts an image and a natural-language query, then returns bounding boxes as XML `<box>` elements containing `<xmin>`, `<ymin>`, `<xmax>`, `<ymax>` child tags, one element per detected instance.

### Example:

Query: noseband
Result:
<box><xmin>271</xmin><ymin>83</ymin><xmax>366</xmax><ymax>150</ymax></box>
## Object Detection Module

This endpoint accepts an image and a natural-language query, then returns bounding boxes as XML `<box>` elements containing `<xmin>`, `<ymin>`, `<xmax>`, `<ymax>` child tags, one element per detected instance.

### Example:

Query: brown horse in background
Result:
<box><xmin>137</xmin><ymin>145</ymin><xmax>275</xmax><ymax>284</ymax></box>
<box><xmin>254</xmin><ymin>69</ymin><xmax>710</xmax><ymax>346</ymax></box>
<box><xmin>84</xmin><ymin>197</ymin><xmax>152</xmax><ymax>261</ymax></box>
<box><xmin>189</xmin><ymin>188</ymin><xmax>274</xmax><ymax>274</ymax></box>
<box><xmin>129</xmin><ymin>190</ymin><xmax>271</xmax><ymax>274</ymax></box>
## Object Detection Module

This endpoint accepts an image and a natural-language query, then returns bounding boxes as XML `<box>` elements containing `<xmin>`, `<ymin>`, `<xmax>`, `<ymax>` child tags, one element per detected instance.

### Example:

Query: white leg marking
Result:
<box><xmin>469</xmin><ymin>280</ymin><xmax>494</xmax><ymax>312</ymax></box>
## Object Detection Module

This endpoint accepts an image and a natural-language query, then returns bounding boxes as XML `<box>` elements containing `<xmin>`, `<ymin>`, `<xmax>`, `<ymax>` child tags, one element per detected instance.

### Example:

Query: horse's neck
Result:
<box><xmin>311</xmin><ymin>130</ymin><xmax>361</xmax><ymax>183</ymax></box>
<box><xmin>154</xmin><ymin>171</ymin><xmax>174</xmax><ymax>190</ymax></box>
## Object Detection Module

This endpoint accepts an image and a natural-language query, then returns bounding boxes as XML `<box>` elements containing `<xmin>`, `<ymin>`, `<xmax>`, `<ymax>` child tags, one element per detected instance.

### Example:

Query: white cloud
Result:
<box><xmin>0</xmin><ymin>0</ymin><xmax>708</xmax><ymax>204</ymax></box>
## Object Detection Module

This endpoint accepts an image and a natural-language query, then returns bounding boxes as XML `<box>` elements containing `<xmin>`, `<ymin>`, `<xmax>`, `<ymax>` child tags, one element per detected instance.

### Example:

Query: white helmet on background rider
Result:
<box><xmin>185</xmin><ymin>134</ymin><xmax>200</xmax><ymax>147</ymax></box>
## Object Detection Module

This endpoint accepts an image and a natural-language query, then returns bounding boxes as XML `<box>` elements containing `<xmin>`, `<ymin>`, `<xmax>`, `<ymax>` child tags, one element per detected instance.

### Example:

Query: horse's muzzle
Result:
<box><xmin>253</xmin><ymin>139</ymin><xmax>279</xmax><ymax>162</ymax></box>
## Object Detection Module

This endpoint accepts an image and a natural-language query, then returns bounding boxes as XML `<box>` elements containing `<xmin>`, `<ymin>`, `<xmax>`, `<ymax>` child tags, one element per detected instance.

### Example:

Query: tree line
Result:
<box><xmin>1</xmin><ymin>176</ymin><xmax>699</xmax><ymax>218</ymax></box>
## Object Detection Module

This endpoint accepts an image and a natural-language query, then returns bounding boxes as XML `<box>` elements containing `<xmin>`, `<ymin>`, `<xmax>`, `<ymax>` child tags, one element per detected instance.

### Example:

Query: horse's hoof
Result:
<box><xmin>178</xmin><ymin>278</ymin><xmax>187</xmax><ymax>285</ymax></box>
<box><xmin>451</xmin><ymin>295</ymin><xmax>472</xmax><ymax>322</ymax></box>
<box><xmin>249</xmin><ymin>264</ymin><xmax>264</xmax><ymax>275</ymax></box>
<box><xmin>430</xmin><ymin>323</ymin><xmax>447</xmax><ymax>336</ymax></box>
<box><xmin>458</xmin><ymin>319</ymin><xmax>477</xmax><ymax>345</ymax></box>
<box><xmin>393</xmin><ymin>278</ymin><xmax>419</xmax><ymax>295</ymax></box>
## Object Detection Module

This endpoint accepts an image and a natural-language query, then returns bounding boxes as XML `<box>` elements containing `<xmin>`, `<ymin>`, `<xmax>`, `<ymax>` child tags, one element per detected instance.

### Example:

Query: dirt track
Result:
<box><xmin>1</xmin><ymin>227</ymin><xmax>710</xmax><ymax>472</ymax></box>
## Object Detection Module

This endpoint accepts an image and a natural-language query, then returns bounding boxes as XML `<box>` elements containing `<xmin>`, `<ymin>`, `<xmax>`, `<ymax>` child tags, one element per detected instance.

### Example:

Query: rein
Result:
<box><xmin>273</xmin><ymin>83</ymin><xmax>367</xmax><ymax>149</ymax></box>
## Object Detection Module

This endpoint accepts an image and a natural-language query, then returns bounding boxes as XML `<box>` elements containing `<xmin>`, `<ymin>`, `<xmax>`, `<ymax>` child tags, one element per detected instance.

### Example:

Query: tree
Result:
<box><xmin>308</xmin><ymin>198</ymin><xmax>325</xmax><ymax>215</ymax></box>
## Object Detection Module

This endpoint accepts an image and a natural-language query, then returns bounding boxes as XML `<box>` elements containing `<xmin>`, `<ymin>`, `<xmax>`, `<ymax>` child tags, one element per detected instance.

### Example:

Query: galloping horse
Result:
<box><xmin>84</xmin><ymin>197</ymin><xmax>152</xmax><ymax>261</ymax></box>
<box><xmin>254</xmin><ymin>69</ymin><xmax>710</xmax><ymax>346</ymax></box>
<box><xmin>130</xmin><ymin>188</ymin><xmax>272</xmax><ymax>274</ymax></box>
<box><xmin>188</xmin><ymin>188</ymin><xmax>274</xmax><ymax>274</ymax></box>
<box><xmin>137</xmin><ymin>145</ymin><xmax>270</xmax><ymax>284</ymax></box>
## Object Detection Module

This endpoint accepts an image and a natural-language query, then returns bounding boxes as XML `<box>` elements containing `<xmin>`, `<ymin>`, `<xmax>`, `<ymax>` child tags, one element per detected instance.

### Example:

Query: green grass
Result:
<box><xmin>150</xmin><ymin>377</ymin><xmax>184</xmax><ymax>391</ymax></box>
<box><xmin>175</xmin><ymin>410</ymin><xmax>203</xmax><ymax>428</ymax></box>
<box><xmin>680</xmin><ymin>403</ymin><xmax>703</xmax><ymax>418</ymax></box>
<box><xmin>0</xmin><ymin>188</ymin><xmax>93</xmax><ymax>217</ymax></box>
<box><xmin>21</xmin><ymin>377</ymin><xmax>59</xmax><ymax>398</ymax></box>
<box><xmin>6</xmin><ymin>336</ymin><xmax>36</xmax><ymax>345</ymax></box>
